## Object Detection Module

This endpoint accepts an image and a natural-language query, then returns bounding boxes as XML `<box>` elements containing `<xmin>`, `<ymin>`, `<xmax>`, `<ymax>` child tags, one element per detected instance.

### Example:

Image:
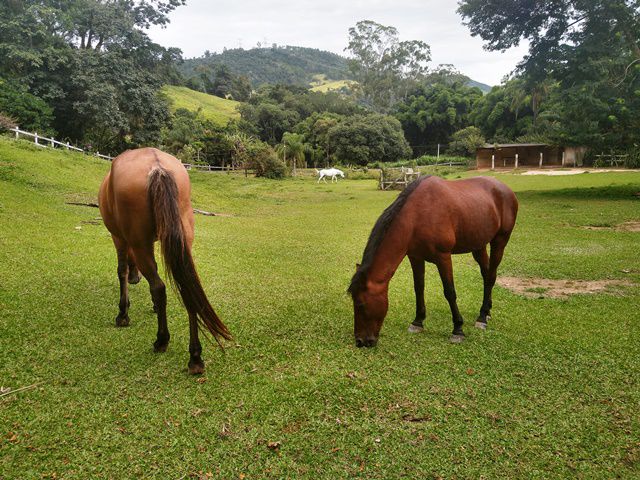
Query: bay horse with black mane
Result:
<box><xmin>349</xmin><ymin>175</ymin><xmax>518</xmax><ymax>346</ymax></box>
<box><xmin>99</xmin><ymin>148</ymin><xmax>231</xmax><ymax>374</ymax></box>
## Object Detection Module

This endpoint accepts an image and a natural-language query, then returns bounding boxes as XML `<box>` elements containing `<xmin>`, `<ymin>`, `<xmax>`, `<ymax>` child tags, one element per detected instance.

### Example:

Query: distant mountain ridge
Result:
<box><xmin>180</xmin><ymin>45</ymin><xmax>492</xmax><ymax>93</ymax></box>
<box><xmin>180</xmin><ymin>46</ymin><xmax>350</xmax><ymax>87</ymax></box>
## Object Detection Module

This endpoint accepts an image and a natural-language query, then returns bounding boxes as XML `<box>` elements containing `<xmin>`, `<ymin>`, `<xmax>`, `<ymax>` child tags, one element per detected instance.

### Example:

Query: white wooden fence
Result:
<box><xmin>10</xmin><ymin>127</ymin><xmax>114</xmax><ymax>161</ymax></box>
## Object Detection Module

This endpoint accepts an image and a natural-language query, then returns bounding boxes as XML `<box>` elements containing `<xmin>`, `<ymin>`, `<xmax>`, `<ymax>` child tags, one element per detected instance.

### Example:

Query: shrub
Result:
<box><xmin>448</xmin><ymin>126</ymin><xmax>485</xmax><ymax>157</ymax></box>
<box><xmin>247</xmin><ymin>141</ymin><xmax>287</xmax><ymax>179</ymax></box>
<box><xmin>0</xmin><ymin>78</ymin><xmax>54</xmax><ymax>134</ymax></box>
<box><xmin>0</xmin><ymin>113</ymin><xmax>18</xmax><ymax>131</ymax></box>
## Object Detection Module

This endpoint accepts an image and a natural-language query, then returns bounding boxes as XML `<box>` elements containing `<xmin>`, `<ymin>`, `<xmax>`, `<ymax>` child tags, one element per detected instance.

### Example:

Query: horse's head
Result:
<box><xmin>339</xmin><ymin>170</ymin><xmax>345</xmax><ymax>177</ymax></box>
<box><xmin>350</xmin><ymin>267</ymin><xmax>388</xmax><ymax>347</ymax></box>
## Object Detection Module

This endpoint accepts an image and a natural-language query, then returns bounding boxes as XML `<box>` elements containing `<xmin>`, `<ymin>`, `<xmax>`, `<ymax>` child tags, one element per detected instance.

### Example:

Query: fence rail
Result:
<box><xmin>10</xmin><ymin>127</ymin><xmax>114</xmax><ymax>161</ymax></box>
<box><xmin>182</xmin><ymin>163</ymin><xmax>234</xmax><ymax>172</ymax></box>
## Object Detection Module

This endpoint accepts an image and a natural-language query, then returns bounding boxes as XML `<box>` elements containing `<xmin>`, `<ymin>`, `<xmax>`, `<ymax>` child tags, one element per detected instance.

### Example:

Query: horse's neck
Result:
<box><xmin>366</xmin><ymin>221</ymin><xmax>410</xmax><ymax>290</ymax></box>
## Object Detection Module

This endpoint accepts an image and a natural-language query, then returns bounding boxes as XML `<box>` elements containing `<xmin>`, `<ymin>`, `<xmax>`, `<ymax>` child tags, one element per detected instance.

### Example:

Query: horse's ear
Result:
<box><xmin>355</xmin><ymin>263</ymin><xmax>361</xmax><ymax>272</ymax></box>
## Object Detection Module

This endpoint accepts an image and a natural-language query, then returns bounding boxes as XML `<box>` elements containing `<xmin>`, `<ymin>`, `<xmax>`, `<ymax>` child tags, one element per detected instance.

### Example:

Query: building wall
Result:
<box><xmin>564</xmin><ymin>146</ymin><xmax>587</xmax><ymax>166</ymax></box>
<box><xmin>476</xmin><ymin>146</ymin><xmax>564</xmax><ymax>169</ymax></box>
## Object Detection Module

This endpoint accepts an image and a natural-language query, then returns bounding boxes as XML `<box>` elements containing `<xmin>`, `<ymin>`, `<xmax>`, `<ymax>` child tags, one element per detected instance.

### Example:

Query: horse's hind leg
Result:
<box><xmin>475</xmin><ymin>235</ymin><xmax>509</xmax><ymax>329</ymax></box>
<box><xmin>188</xmin><ymin>311</ymin><xmax>205</xmax><ymax>375</ymax></box>
<box><xmin>132</xmin><ymin>245</ymin><xmax>170</xmax><ymax>352</ymax></box>
<box><xmin>408</xmin><ymin>256</ymin><xmax>426</xmax><ymax>333</ymax></box>
<box><xmin>127</xmin><ymin>247</ymin><xmax>141</xmax><ymax>285</ymax></box>
<box><xmin>472</xmin><ymin>247</ymin><xmax>491</xmax><ymax>329</ymax></box>
<box><xmin>113</xmin><ymin>237</ymin><xmax>131</xmax><ymax>327</ymax></box>
<box><xmin>435</xmin><ymin>253</ymin><xmax>465</xmax><ymax>343</ymax></box>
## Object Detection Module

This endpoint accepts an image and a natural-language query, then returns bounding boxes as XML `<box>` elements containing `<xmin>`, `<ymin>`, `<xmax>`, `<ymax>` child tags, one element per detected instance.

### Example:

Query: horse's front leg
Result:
<box><xmin>408</xmin><ymin>256</ymin><xmax>426</xmax><ymax>333</ymax></box>
<box><xmin>435</xmin><ymin>253</ymin><xmax>465</xmax><ymax>343</ymax></box>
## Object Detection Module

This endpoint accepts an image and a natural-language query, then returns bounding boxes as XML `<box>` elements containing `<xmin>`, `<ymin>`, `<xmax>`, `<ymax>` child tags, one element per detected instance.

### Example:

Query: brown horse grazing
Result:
<box><xmin>349</xmin><ymin>175</ymin><xmax>518</xmax><ymax>346</ymax></box>
<box><xmin>99</xmin><ymin>148</ymin><xmax>231</xmax><ymax>374</ymax></box>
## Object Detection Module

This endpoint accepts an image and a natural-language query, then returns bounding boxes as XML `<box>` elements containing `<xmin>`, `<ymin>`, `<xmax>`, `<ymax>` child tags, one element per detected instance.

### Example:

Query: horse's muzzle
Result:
<box><xmin>355</xmin><ymin>337</ymin><xmax>378</xmax><ymax>348</ymax></box>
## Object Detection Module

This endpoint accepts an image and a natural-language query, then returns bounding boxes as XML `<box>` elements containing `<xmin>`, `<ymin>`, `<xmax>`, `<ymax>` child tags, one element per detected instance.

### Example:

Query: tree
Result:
<box><xmin>295</xmin><ymin>112</ymin><xmax>344</xmax><ymax>166</ymax></box>
<box><xmin>458</xmin><ymin>1</ymin><xmax>640</xmax><ymax>150</ymax></box>
<box><xmin>448</xmin><ymin>126</ymin><xmax>485</xmax><ymax>157</ymax></box>
<box><xmin>395</xmin><ymin>82</ymin><xmax>483</xmax><ymax>155</ymax></box>
<box><xmin>239</xmin><ymin>102</ymin><xmax>300</xmax><ymax>145</ymax></box>
<box><xmin>327</xmin><ymin>114</ymin><xmax>411</xmax><ymax>166</ymax></box>
<box><xmin>345</xmin><ymin>20</ymin><xmax>431</xmax><ymax>112</ymax></box>
<box><xmin>276</xmin><ymin>132</ymin><xmax>306</xmax><ymax>173</ymax></box>
<box><xmin>0</xmin><ymin>0</ymin><xmax>185</xmax><ymax>152</ymax></box>
<box><xmin>0</xmin><ymin>77</ymin><xmax>54</xmax><ymax>133</ymax></box>
<box><xmin>211</xmin><ymin>64</ymin><xmax>234</xmax><ymax>98</ymax></box>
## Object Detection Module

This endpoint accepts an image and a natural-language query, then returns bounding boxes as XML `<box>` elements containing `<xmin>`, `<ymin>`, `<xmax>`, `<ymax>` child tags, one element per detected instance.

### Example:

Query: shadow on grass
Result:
<box><xmin>517</xmin><ymin>183</ymin><xmax>640</xmax><ymax>201</ymax></box>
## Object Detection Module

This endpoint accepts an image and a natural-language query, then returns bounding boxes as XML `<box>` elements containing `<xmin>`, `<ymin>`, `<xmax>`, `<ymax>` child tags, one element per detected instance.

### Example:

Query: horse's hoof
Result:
<box><xmin>188</xmin><ymin>359</ymin><xmax>205</xmax><ymax>375</ymax></box>
<box><xmin>449</xmin><ymin>334</ymin><xmax>465</xmax><ymax>344</ymax></box>
<box><xmin>474</xmin><ymin>321</ymin><xmax>487</xmax><ymax>330</ymax></box>
<box><xmin>153</xmin><ymin>341</ymin><xmax>168</xmax><ymax>353</ymax></box>
<box><xmin>408</xmin><ymin>324</ymin><xmax>424</xmax><ymax>333</ymax></box>
<box><xmin>115</xmin><ymin>315</ymin><xmax>130</xmax><ymax>327</ymax></box>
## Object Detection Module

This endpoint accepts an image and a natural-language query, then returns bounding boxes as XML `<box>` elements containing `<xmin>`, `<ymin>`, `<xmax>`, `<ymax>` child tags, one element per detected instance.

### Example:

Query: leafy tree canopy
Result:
<box><xmin>345</xmin><ymin>20</ymin><xmax>431</xmax><ymax>112</ymax></box>
<box><xmin>0</xmin><ymin>0</ymin><xmax>185</xmax><ymax>152</ymax></box>
<box><xmin>395</xmin><ymin>82</ymin><xmax>483</xmax><ymax>155</ymax></box>
<box><xmin>459</xmin><ymin>0</ymin><xmax>640</xmax><ymax>150</ymax></box>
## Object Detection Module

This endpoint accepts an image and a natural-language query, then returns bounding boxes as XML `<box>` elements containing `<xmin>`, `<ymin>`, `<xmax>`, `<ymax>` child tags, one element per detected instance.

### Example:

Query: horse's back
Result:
<box><xmin>100</xmin><ymin>148</ymin><xmax>192</xmax><ymax>245</ymax></box>
<box><xmin>407</xmin><ymin>176</ymin><xmax>517</xmax><ymax>255</ymax></box>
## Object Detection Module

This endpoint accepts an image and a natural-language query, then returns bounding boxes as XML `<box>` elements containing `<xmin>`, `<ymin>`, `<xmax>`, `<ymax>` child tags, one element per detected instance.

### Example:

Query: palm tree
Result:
<box><xmin>226</xmin><ymin>132</ymin><xmax>255</xmax><ymax>169</ymax></box>
<box><xmin>276</xmin><ymin>132</ymin><xmax>306</xmax><ymax>175</ymax></box>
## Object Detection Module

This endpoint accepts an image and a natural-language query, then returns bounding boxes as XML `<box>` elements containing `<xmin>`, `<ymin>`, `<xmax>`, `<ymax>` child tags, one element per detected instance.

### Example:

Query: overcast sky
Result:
<box><xmin>148</xmin><ymin>0</ymin><xmax>529</xmax><ymax>86</ymax></box>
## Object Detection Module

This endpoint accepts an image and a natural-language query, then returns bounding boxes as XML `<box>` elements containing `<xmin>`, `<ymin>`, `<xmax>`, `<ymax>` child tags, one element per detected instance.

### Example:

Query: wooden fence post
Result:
<box><xmin>539</xmin><ymin>152</ymin><xmax>543</xmax><ymax>168</ymax></box>
<box><xmin>34</xmin><ymin>132</ymin><xmax>39</xmax><ymax>145</ymax></box>
<box><xmin>561</xmin><ymin>151</ymin><xmax>565</xmax><ymax>167</ymax></box>
<box><xmin>515</xmin><ymin>153</ymin><xmax>519</xmax><ymax>169</ymax></box>
<box><xmin>15</xmin><ymin>128</ymin><xmax>19</xmax><ymax>140</ymax></box>
<box><xmin>491</xmin><ymin>154</ymin><xmax>495</xmax><ymax>170</ymax></box>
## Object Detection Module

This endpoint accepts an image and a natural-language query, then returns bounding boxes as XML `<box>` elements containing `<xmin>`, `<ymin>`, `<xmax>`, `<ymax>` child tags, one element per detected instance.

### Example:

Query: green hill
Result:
<box><xmin>180</xmin><ymin>45</ymin><xmax>351</xmax><ymax>87</ymax></box>
<box><xmin>466</xmin><ymin>79</ymin><xmax>492</xmax><ymax>93</ymax></box>
<box><xmin>161</xmin><ymin>85</ymin><xmax>241</xmax><ymax>125</ymax></box>
<box><xmin>180</xmin><ymin>45</ymin><xmax>492</xmax><ymax>93</ymax></box>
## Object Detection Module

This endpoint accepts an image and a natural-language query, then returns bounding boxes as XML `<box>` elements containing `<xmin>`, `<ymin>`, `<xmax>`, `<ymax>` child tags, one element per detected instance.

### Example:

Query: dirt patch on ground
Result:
<box><xmin>582</xmin><ymin>221</ymin><xmax>640</xmax><ymax>232</ymax></box>
<box><xmin>497</xmin><ymin>276</ymin><xmax>634</xmax><ymax>299</ymax></box>
<box><xmin>521</xmin><ymin>169</ymin><xmax>640</xmax><ymax>176</ymax></box>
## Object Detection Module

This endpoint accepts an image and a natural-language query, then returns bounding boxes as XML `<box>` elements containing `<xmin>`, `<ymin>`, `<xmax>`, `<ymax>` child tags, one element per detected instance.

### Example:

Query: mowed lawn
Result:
<box><xmin>1</xmin><ymin>138</ymin><xmax>639</xmax><ymax>479</ymax></box>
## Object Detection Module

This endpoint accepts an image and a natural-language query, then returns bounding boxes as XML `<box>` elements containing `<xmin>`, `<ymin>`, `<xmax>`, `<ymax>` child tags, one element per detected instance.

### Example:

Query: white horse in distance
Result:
<box><xmin>317</xmin><ymin>168</ymin><xmax>345</xmax><ymax>183</ymax></box>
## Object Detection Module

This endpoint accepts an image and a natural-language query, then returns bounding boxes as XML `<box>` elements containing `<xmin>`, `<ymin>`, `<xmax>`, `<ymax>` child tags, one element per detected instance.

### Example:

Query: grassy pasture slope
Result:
<box><xmin>161</xmin><ymin>85</ymin><xmax>241</xmax><ymax>126</ymax></box>
<box><xmin>1</xmin><ymin>138</ymin><xmax>639</xmax><ymax>478</ymax></box>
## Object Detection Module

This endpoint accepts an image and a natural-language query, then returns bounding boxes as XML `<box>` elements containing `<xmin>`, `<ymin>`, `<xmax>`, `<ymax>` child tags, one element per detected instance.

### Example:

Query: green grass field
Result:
<box><xmin>309</xmin><ymin>74</ymin><xmax>356</xmax><ymax>93</ymax></box>
<box><xmin>161</xmin><ymin>85</ymin><xmax>241</xmax><ymax>126</ymax></box>
<box><xmin>1</xmin><ymin>138</ymin><xmax>639</xmax><ymax>479</ymax></box>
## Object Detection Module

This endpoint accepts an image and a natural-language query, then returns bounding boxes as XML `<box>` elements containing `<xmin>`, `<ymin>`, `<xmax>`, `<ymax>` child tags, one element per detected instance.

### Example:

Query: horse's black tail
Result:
<box><xmin>147</xmin><ymin>167</ymin><xmax>231</xmax><ymax>344</ymax></box>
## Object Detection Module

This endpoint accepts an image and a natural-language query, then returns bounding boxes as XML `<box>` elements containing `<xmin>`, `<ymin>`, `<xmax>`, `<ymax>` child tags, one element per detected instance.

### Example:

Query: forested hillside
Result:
<box><xmin>180</xmin><ymin>46</ymin><xmax>351</xmax><ymax>86</ymax></box>
<box><xmin>181</xmin><ymin>45</ymin><xmax>492</xmax><ymax>92</ymax></box>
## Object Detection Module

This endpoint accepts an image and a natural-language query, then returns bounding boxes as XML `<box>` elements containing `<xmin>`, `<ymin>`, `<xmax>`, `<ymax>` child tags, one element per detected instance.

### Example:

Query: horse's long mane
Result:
<box><xmin>348</xmin><ymin>175</ymin><xmax>431</xmax><ymax>297</ymax></box>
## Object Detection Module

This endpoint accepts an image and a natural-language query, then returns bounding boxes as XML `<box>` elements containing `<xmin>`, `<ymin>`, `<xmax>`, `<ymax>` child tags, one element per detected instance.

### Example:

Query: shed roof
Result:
<box><xmin>479</xmin><ymin>143</ymin><xmax>549</xmax><ymax>149</ymax></box>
